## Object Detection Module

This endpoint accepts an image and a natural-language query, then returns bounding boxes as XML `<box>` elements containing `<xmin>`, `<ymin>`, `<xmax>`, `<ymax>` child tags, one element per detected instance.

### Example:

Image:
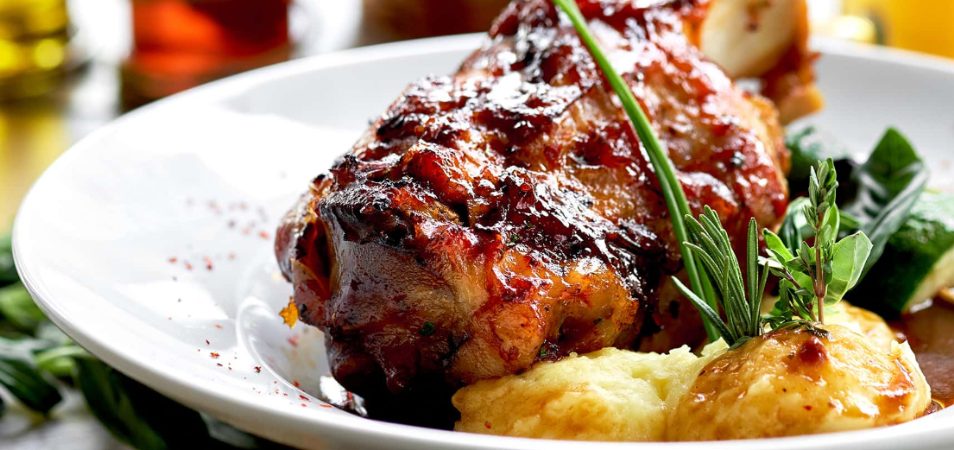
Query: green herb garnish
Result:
<box><xmin>553</xmin><ymin>0</ymin><xmax>719</xmax><ymax>340</ymax></box>
<box><xmin>764</xmin><ymin>160</ymin><xmax>873</xmax><ymax>328</ymax></box>
<box><xmin>672</xmin><ymin>211</ymin><xmax>768</xmax><ymax>347</ymax></box>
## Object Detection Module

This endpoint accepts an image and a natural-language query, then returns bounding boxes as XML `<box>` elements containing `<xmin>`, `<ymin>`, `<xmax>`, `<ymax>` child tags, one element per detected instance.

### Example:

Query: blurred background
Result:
<box><xmin>0</xmin><ymin>0</ymin><xmax>952</xmax><ymax>448</ymax></box>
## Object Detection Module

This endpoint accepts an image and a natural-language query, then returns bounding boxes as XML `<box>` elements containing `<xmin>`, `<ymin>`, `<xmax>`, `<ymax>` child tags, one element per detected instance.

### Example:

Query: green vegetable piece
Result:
<box><xmin>786</xmin><ymin>126</ymin><xmax>856</xmax><ymax>196</ymax></box>
<box><xmin>852</xmin><ymin>191</ymin><xmax>954</xmax><ymax>314</ymax></box>
<box><xmin>842</xmin><ymin>128</ymin><xmax>928</xmax><ymax>275</ymax></box>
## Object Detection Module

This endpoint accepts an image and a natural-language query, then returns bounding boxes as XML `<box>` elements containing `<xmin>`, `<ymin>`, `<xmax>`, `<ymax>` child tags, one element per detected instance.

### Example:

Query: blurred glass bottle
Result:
<box><xmin>0</xmin><ymin>0</ymin><xmax>70</xmax><ymax>100</ymax></box>
<box><xmin>361</xmin><ymin>0</ymin><xmax>510</xmax><ymax>44</ymax></box>
<box><xmin>121</xmin><ymin>0</ymin><xmax>290</xmax><ymax>108</ymax></box>
<box><xmin>843</xmin><ymin>0</ymin><xmax>954</xmax><ymax>59</ymax></box>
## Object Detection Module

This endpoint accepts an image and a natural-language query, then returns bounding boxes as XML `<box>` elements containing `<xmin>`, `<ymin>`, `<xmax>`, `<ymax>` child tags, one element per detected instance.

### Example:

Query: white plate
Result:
<box><xmin>12</xmin><ymin>34</ymin><xmax>954</xmax><ymax>450</ymax></box>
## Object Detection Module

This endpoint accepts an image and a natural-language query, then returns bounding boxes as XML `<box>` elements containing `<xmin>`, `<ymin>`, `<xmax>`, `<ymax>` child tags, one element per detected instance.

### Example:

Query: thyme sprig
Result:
<box><xmin>553</xmin><ymin>0</ymin><xmax>719</xmax><ymax>340</ymax></box>
<box><xmin>764</xmin><ymin>160</ymin><xmax>873</xmax><ymax>330</ymax></box>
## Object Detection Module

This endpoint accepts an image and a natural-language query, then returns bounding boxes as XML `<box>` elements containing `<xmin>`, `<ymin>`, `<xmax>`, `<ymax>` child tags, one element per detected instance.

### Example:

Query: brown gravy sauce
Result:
<box><xmin>895</xmin><ymin>298</ymin><xmax>954</xmax><ymax>408</ymax></box>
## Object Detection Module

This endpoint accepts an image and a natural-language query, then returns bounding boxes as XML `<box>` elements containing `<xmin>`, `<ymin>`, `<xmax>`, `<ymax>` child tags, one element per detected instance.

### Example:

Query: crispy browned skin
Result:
<box><xmin>276</xmin><ymin>0</ymin><xmax>790</xmax><ymax>400</ymax></box>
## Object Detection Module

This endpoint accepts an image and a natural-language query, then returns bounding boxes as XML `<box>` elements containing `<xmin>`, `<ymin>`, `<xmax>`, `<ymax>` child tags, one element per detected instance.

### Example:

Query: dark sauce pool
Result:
<box><xmin>896</xmin><ymin>298</ymin><xmax>954</xmax><ymax>408</ymax></box>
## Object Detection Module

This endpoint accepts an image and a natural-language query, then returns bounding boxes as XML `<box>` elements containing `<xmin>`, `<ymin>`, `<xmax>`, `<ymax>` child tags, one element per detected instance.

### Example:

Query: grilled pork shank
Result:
<box><xmin>277</xmin><ymin>0</ymin><xmax>810</xmax><ymax>404</ymax></box>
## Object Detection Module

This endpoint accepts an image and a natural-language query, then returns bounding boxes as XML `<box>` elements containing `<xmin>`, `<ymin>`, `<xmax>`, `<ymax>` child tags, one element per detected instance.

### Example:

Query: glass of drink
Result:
<box><xmin>121</xmin><ymin>0</ymin><xmax>291</xmax><ymax>108</ymax></box>
<box><xmin>0</xmin><ymin>0</ymin><xmax>71</xmax><ymax>100</ymax></box>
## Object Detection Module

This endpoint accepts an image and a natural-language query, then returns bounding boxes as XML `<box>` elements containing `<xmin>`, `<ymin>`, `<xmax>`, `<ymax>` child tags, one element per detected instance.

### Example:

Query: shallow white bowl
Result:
<box><xmin>13</xmin><ymin>34</ymin><xmax>954</xmax><ymax>449</ymax></box>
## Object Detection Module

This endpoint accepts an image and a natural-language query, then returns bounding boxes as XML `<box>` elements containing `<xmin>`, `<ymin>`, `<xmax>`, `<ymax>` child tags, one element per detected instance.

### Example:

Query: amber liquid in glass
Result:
<box><xmin>0</xmin><ymin>0</ymin><xmax>70</xmax><ymax>100</ymax></box>
<box><xmin>122</xmin><ymin>0</ymin><xmax>290</xmax><ymax>108</ymax></box>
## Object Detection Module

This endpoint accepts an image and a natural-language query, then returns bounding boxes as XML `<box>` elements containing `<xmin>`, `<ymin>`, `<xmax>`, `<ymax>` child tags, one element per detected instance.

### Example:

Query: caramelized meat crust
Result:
<box><xmin>276</xmin><ymin>0</ymin><xmax>790</xmax><ymax>399</ymax></box>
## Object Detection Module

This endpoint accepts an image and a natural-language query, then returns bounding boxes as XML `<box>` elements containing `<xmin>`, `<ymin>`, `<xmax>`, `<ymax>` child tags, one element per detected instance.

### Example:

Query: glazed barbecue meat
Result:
<box><xmin>276</xmin><ymin>0</ymin><xmax>797</xmax><ymax>402</ymax></box>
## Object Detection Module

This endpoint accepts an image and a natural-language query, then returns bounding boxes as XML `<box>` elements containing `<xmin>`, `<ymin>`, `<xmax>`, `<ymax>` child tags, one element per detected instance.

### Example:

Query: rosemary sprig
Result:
<box><xmin>672</xmin><ymin>210</ymin><xmax>769</xmax><ymax>347</ymax></box>
<box><xmin>553</xmin><ymin>0</ymin><xmax>719</xmax><ymax>340</ymax></box>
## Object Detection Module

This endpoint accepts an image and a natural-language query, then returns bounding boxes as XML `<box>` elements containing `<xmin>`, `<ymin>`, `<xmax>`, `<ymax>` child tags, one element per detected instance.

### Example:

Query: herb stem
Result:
<box><xmin>553</xmin><ymin>0</ymin><xmax>718</xmax><ymax>340</ymax></box>
<box><xmin>814</xmin><ymin>212</ymin><xmax>826</xmax><ymax>324</ymax></box>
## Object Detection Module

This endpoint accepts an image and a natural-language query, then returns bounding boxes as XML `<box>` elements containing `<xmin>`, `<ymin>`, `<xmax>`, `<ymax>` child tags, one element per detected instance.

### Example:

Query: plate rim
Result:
<box><xmin>13</xmin><ymin>34</ymin><xmax>954</xmax><ymax>450</ymax></box>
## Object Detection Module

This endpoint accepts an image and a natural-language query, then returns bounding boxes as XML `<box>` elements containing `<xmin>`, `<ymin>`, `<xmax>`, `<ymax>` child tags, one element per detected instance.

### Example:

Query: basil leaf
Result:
<box><xmin>842</xmin><ymin>128</ymin><xmax>929</xmax><ymax>275</ymax></box>
<box><xmin>778</xmin><ymin>198</ymin><xmax>812</xmax><ymax>251</ymax></box>
<box><xmin>825</xmin><ymin>232</ymin><xmax>873</xmax><ymax>304</ymax></box>
<box><xmin>764</xmin><ymin>230</ymin><xmax>795</xmax><ymax>263</ymax></box>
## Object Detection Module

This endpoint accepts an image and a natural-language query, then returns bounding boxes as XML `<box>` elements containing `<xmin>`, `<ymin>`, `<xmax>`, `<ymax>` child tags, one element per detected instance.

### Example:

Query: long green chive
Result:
<box><xmin>553</xmin><ymin>0</ymin><xmax>719</xmax><ymax>340</ymax></box>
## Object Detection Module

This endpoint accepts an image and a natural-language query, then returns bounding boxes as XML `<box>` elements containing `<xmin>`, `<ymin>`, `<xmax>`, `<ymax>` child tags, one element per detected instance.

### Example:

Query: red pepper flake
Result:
<box><xmin>214</xmin><ymin>324</ymin><xmax>223</xmax><ymax>329</ymax></box>
<box><xmin>258</xmin><ymin>230</ymin><xmax>270</xmax><ymax>240</ymax></box>
<box><xmin>205</xmin><ymin>339</ymin><xmax>210</xmax><ymax>345</ymax></box>
<box><xmin>484</xmin><ymin>421</ymin><xmax>492</xmax><ymax>429</ymax></box>
<box><xmin>299</xmin><ymin>395</ymin><xmax>310</xmax><ymax>402</ymax></box>
<box><xmin>286</xmin><ymin>334</ymin><xmax>300</xmax><ymax>348</ymax></box>
<box><xmin>203</xmin><ymin>256</ymin><xmax>214</xmax><ymax>271</ymax></box>
<box><xmin>210</xmin><ymin>352</ymin><xmax>220</xmax><ymax>359</ymax></box>
<box><xmin>184</xmin><ymin>261</ymin><xmax>194</xmax><ymax>271</ymax></box>
<box><xmin>168</xmin><ymin>257</ymin><xmax>178</xmax><ymax>264</ymax></box>
<box><xmin>300</xmin><ymin>403</ymin><xmax>307</xmax><ymax>407</ymax></box>
<box><xmin>217</xmin><ymin>363</ymin><xmax>223</xmax><ymax>367</ymax></box>
<box><xmin>254</xmin><ymin>366</ymin><xmax>262</xmax><ymax>373</ymax></box>
<box><xmin>292</xmin><ymin>380</ymin><xmax>301</xmax><ymax>388</ymax></box>
<box><xmin>319</xmin><ymin>403</ymin><xmax>332</xmax><ymax>408</ymax></box>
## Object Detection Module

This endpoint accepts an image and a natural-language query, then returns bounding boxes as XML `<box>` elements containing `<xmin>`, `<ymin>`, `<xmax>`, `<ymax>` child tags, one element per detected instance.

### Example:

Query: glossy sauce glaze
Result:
<box><xmin>276</xmin><ymin>0</ymin><xmax>791</xmax><ymax>408</ymax></box>
<box><xmin>897</xmin><ymin>298</ymin><xmax>954</xmax><ymax>408</ymax></box>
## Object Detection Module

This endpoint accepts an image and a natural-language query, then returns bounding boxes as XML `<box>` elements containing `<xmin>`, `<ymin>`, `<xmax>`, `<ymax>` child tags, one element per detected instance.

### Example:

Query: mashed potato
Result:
<box><xmin>826</xmin><ymin>301</ymin><xmax>899</xmax><ymax>350</ymax></box>
<box><xmin>453</xmin><ymin>342</ymin><xmax>727</xmax><ymax>441</ymax></box>
<box><xmin>453</xmin><ymin>302</ymin><xmax>930</xmax><ymax>442</ymax></box>
<box><xmin>667</xmin><ymin>325</ymin><xmax>931</xmax><ymax>440</ymax></box>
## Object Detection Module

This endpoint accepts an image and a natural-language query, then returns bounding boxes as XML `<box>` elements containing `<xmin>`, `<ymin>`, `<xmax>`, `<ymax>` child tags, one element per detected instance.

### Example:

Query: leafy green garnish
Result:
<box><xmin>672</xmin><ymin>211</ymin><xmax>768</xmax><ymax>347</ymax></box>
<box><xmin>765</xmin><ymin>160</ymin><xmax>872</xmax><ymax>327</ymax></box>
<box><xmin>781</xmin><ymin>128</ymin><xmax>928</xmax><ymax>277</ymax></box>
<box><xmin>553</xmin><ymin>0</ymin><xmax>719</xmax><ymax>340</ymax></box>
<box><xmin>842</xmin><ymin>128</ymin><xmax>928</xmax><ymax>275</ymax></box>
<box><xmin>786</xmin><ymin>126</ymin><xmax>857</xmax><ymax>199</ymax></box>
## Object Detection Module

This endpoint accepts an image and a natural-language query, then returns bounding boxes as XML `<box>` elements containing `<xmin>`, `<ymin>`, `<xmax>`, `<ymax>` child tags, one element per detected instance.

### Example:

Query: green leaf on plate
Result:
<box><xmin>825</xmin><ymin>232</ymin><xmax>873</xmax><ymax>304</ymax></box>
<box><xmin>841</xmin><ymin>128</ymin><xmax>928</xmax><ymax>275</ymax></box>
